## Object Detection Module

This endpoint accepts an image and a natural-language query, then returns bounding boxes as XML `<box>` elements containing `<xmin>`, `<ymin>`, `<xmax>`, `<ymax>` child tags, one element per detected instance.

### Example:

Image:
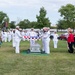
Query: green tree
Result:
<box><xmin>57</xmin><ymin>19</ymin><xmax>68</xmax><ymax>29</ymax></box>
<box><xmin>36</xmin><ymin>7</ymin><xmax>51</xmax><ymax>28</ymax></box>
<box><xmin>58</xmin><ymin>4</ymin><xmax>75</xmax><ymax>28</ymax></box>
<box><xmin>0</xmin><ymin>11</ymin><xmax>9</xmax><ymax>29</ymax></box>
<box><xmin>18</xmin><ymin>19</ymin><xmax>30</xmax><ymax>29</ymax></box>
<box><xmin>10</xmin><ymin>21</ymin><xmax>16</xmax><ymax>29</ymax></box>
<box><xmin>30</xmin><ymin>21</ymin><xmax>38</xmax><ymax>28</ymax></box>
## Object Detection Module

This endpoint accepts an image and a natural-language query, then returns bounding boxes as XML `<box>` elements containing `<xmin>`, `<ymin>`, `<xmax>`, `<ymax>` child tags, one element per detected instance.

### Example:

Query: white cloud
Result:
<box><xmin>0</xmin><ymin>0</ymin><xmax>75</xmax><ymax>7</ymax></box>
<box><xmin>0</xmin><ymin>0</ymin><xmax>41</xmax><ymax>7</ymax></box>
<box><xmin>0</xmin><ymin>0</ymin><xmax>75</xmax><ymax>25</ymax></box>
<box><xmin>0</xmin><ymin>0</ymin><xmax>75</xmax><ymax>10</ymax></box>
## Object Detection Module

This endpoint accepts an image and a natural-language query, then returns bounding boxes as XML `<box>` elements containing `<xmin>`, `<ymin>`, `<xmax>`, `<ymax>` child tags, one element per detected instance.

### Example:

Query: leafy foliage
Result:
<box><xmin>0</xmin><ymin>11</ymin><xmax>9</xmax><ymax>29</ymax></box>
<box><xmin>58</xmin><ymin>4</ymin><xmax>75</xmax><ymax>29</ymax></box>
<box><xmin>18</xmin><ymin>19</ymin><xmax>31</xmax><ymax>29</ymax></box>
<box><xmin>57</xmin><ymin>20</ymin><xmax>68</xmax><ymax>29</ymax></box>
<box><xmin>9</xmin><ymin>21</ymin><xmax>16</xmax><ymax>29</ymax></box>
<box><xmin>36</xmin><ymin>7</ymin><xmax>51</xmax><ymax>28</ymax></box>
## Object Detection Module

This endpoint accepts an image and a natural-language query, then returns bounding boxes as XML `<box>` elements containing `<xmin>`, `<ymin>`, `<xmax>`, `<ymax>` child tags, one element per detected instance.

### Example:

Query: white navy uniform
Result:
<box><xmin>53</xmin><ymin>33</ymin><xmax>58</xmax><ymax>48</ymax></box>
<box><xmin>29</xmin><ymin>31</ymin><xmax>37</xmax><ymax>46</ymax></box>
<box><xmin>3</xmin><ymin>31</ymin><xmax>7</xmax><ymax>42</ymax></box>
<box><xmin>21</xmin><ymin>31</ymin><xmax>25</xmax><ymax>41</ymax></box>
<box><xmin>42</xmin><ymin>31</ymin><xmax>50</xmax><ymax>54</ymax></box>
<box><xmin>7</xmin><ymin>31</ymin><xmax>12</xmax><ymax>42</ymax></box>
<box><xmin>26</xmin><ymin>31</ymin><xmax>30</xmax><ymax>41</ymax></box>
<box><xmin>12</xmin><ymin>30</ymin><xmax>15</xmax><ymax>48</ymax></box>
<box><xmin>14</xmin><ymin>29</ymin><xmax>22</xmax><ymax>53</ymax></box>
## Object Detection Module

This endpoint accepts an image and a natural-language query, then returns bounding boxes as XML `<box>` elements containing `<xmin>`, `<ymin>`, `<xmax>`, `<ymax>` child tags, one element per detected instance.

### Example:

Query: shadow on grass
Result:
<box><xmin>21</xmin><ymin>50</ymin><xmax>49</xmax><ymax>56</ymax></box>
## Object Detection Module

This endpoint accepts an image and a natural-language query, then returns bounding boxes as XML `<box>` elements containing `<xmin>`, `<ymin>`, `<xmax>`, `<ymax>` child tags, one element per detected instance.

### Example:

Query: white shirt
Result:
<box><xmin>15</xmin><ymin>29</ymin><xmax>22</xmax><ymax>40</ymax></box>
<box><xmin>53</xmin><ymin>33</ymin><xmax>58</xmax><ymax>41</ymax></box>
<box><xmin>42</xmin><ymin>31</ymin><xmax>50</xmax><ymax>40</ymax></box>
<box><xmin>29</xmin><ymin>31</ymin><xmax>37</xmax><ymax>39</ymax></box>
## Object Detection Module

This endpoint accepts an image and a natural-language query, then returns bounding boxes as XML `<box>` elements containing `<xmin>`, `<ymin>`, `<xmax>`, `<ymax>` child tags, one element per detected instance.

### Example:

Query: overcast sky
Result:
<box><xmin>0</xmin><ymin>0</ymin><xmax>75</xmax><ymax>25</ymax></box>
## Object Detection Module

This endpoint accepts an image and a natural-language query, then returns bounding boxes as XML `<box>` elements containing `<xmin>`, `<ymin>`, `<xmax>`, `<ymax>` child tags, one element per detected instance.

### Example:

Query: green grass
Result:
<box><xmin>0</xmin><ymin>40</ymin><xmax>75</xmax><ymax>75</ymax></box>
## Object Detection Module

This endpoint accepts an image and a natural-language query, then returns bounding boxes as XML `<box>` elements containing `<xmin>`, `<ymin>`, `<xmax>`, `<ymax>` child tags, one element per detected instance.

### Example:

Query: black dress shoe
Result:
<box><xmin>41</xmin><ymin>51</ymin><xmax>45</xmax><ymax>54</ymax></box>
<box><xmin>27</xmin><ymin>49</ymin><xmax>30</xmax><ymax>53</ymax></box>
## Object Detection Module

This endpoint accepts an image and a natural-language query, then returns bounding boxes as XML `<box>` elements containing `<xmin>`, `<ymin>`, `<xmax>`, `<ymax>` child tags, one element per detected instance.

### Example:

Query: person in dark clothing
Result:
<box><xmin>0</xmin><ymin>35</ymin><xmax>2</xmax><ymax>47</ymax></box>
<box><xmin>67</xmin><ymin>28</ymin><xmax>74</xmax><ymax>53</ymax></box>
<box><xmin>73</xmin><ymin>32</ymin><xmax>75</xmax><ymax>48</ymax></box>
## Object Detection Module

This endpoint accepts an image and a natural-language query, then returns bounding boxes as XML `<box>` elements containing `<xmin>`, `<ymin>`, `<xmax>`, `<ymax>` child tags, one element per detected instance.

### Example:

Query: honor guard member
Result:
<box><xmin>12</xmin><ymin>29</ymin><xmax>16</xmax><ymax>48</ymax></box>
<box><xmin>29</xmin><ymin>28</ymin><xmax>37</xmax><ymax>46</ymax></box>
<box><xmin>41</xmin><ymin>27</ymin><xmax>50</xmax><ymax>54</ymax></box>
<box><xmin>14</xmin><ymin>26</ymin><xmax>22</xmax><ymax>53</ymax></box>
<box><xmin>3</xmin><ymin>30</ymin><xmax>7</xmax><ymax>42</ymax></box>
<box><xmin>21</xmin><ymin>30</ymin><xmax>25</xmax><ymax>41</ymax></box>
<box><xmin>53</xmin><ymin>31</ymin><xmax>59</xmax><ymax>48</ymax></box>
<box><xmin>7</xmin><ymin>30</ymin><xmax>12</xmax><ymax>42</ymax></box>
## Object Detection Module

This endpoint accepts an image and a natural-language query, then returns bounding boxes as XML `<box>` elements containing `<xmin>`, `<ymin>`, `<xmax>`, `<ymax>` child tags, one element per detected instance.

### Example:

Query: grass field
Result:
<box><xmin>0</xmin><ymin>40</ymin><xmax>75</xmax><ymax>75</ymax></box>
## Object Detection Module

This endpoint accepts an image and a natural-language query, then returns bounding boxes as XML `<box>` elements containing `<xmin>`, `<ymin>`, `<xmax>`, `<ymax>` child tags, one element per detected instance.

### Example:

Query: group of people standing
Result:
<box><xmin>0</xmin><ymin>26</ymin><xmax>75</xmax><ymax>54</ymax></box>
<box><xmin>12</xmin><ymin>26</ymin><xmax>51</xmax><ymax>54</ymax></box>
<box><xmin>0</xmin><ymin>26</ymin><xmax>51</xmax><ymax>54</ymax></box>
<box><xmin>0</xmin><ymin>26</ymin><xmax>59</xmax><ymax>54</ymax></box>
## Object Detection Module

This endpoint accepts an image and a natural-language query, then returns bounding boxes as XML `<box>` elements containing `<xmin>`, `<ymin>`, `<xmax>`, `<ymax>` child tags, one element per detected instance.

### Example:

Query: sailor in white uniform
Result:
<box><xmin>3</xmin><ymin>30</ymin><xmax>7</xmax><ymax>42</ymax></box>
<box><xmin>41</xmin><ymin>27</ymin><xmax>50</xmax><ymax>54</ymax></box>
<box><xmin>12</xmin><ymin>29</ymin><xmax>16</xmax><ymax>48</ymax></box>
<box><xmin>14</xmin><ymin>26</ymin><xmax>22</xmax><ymax>53</ymax></box>
<box><xmin>53</xmin><ymin>31</ymin><xmax>59</xmax><ymax>48</ymax></box>
<box><xmin>29</xmin><ymin>28</ymin><xmax>37</xmax><ymax>46</ymax></box>
<box><xmin>7</xmin><ymin>30</ymin><xmax>12</xmax><ymax>42</ymax></box>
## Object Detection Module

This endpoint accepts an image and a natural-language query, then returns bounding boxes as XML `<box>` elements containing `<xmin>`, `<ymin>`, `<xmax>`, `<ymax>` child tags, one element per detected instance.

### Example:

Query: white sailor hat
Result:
<box><xmin>16</xmin><ymin>26</ymin><xmax>19</xmax><ymax>28</ymax></box>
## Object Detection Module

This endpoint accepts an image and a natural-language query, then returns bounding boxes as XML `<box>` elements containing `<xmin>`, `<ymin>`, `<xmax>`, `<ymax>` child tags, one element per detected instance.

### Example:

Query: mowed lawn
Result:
<box><xmin>0</xmin><ymin>40</ymin><xmax>75</xmax><ymax>75</ymax></box>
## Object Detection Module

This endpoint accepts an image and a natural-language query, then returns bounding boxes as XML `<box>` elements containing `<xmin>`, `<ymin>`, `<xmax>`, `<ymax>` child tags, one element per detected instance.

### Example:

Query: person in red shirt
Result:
<box><xmin>67</xmin><ymin>28</ymin><xmax>74</xmax><ymax>53</ymax></box>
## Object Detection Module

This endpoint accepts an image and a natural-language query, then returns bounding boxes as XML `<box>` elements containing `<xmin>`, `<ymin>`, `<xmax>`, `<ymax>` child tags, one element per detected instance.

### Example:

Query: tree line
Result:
<box><xmin>0</xmin><ymin>4</ymin><xmax>75</xmax><ymax>30</ymax></box>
